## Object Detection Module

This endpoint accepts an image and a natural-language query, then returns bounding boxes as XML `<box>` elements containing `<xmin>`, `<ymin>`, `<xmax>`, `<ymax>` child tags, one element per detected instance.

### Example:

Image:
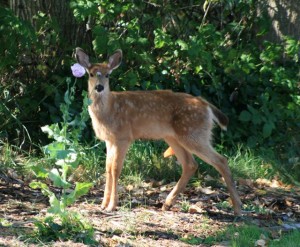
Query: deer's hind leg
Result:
<box><xmin>162</xmin><ymin>137</ymin><xmax>198</xmax><ymax>210</ymax></box>
<box><xmin>181</xmin><ymin>137</ymin><xmax>242</xmax><ymax>215</ymax></box>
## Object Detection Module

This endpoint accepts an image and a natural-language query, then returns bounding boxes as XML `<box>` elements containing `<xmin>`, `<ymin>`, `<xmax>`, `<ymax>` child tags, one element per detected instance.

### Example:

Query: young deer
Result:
<box><xmin>75</xmin><ymin>48</ymin><xmax>242</xmax><ymax>215</ymax></box>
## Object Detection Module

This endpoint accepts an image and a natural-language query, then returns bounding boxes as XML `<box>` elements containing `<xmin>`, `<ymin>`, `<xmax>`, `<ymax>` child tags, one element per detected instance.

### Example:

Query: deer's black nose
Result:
<box><xmin>95</xmin><ymin>84</ymin><xmax>104</xmax><ymax>92</ymax></box>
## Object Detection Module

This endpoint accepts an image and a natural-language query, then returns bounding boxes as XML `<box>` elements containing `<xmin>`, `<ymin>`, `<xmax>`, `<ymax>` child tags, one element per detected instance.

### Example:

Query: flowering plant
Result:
<box><xmin>71</xmin><ymin>63</ymin><xmax>86</xmax><ymax>77</ymax></box>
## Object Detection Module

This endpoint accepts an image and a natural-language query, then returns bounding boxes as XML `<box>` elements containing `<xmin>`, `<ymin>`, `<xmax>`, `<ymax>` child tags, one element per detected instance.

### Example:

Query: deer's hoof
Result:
<box><xmin>162</xmin><ymin>203</ymin><xmax>172</xmax><ymax>211</ymax></box>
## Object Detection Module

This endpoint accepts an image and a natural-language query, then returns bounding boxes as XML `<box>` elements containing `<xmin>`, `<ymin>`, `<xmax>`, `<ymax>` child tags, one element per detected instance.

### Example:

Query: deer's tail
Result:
<box><xmin>209</xmin><ymin>103</ymin><xmax>229</xmax><ymax>130</ymax></box>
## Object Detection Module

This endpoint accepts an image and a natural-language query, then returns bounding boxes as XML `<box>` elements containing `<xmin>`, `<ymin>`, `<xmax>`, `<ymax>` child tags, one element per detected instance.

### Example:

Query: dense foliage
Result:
<box><xmin>0</xmin><ymin>1</ymin><xmax>299</xmax><ymax>175</ymax></box>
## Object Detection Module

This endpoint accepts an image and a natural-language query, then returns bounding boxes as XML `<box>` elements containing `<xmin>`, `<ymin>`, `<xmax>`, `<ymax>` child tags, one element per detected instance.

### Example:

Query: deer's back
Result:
<box><xmin>90</xmin><ymin>90</ymin><xmax>211</xmax><ymax>141</ymax></box>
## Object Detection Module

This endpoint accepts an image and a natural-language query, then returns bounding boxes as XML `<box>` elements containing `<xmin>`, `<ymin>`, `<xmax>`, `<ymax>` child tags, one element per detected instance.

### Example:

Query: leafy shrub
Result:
<box><xmin>69</xmin><ymin>0</ymin><xmax>299</xmax><ymax>163</ymax></box>
<box><xmin>29</xmin><ymin>79</ymin><xmax>95</xmax><ymax>244</ymax></box>
<box><xmin>0</xmin><ymin>6</ymin><xmax>87</xmax><ymax>147</ymax></box>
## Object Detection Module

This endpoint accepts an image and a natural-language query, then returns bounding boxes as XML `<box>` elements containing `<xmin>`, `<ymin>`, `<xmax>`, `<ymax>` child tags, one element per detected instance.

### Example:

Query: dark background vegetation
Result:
<box><xmin>0</xmin><ymin>0</ymin><xmax>299</xmax><ymax>179</ymax></box>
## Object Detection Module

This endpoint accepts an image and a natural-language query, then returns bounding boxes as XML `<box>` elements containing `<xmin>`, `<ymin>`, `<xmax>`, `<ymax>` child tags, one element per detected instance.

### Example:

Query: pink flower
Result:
<box><xmin>71</xmin><ymin>63</ymin><xmax>86</xmax><ymax>77</ymax></box>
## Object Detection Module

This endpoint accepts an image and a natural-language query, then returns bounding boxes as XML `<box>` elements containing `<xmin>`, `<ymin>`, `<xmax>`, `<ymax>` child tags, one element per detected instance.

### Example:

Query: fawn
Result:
<box><xmin>75</xmin><ymin>48</ymin><xmax>242</xmax><ymax>215</ymax></box>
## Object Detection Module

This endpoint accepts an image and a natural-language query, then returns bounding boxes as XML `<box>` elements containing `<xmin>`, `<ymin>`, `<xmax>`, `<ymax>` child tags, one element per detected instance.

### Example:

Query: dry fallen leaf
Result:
<box><xmin>196</xmin><ymin>186</ymin><xmax>215</xmax><ymax>195</ymax></box>
<box><xmin>255</xmin><ymin>239</ymin><xmax>266</xmax><ymax>247</ymax></box>
<box><xmin>255</xmin><ymin>234</ymin><xmax>268</xmax><ymax>246</ymax></box>
<box><xmin>204</xmin><ymin>174</ymin><xmax>215</xmax><ymax>182</ymax></box>
<box><xmin>126</xmin><ymin>184</ymin><xmax>134</xmax><ymax>191</ymax></box>
<box><xmin>188</xmin><ymin>205</ymin><xmax>205</xmax><ymax>214</ymax></box>
<box><xmin>256</xmin><ymin>178</ymin><xmax>272</xmax><ymax>187</ymax></box>
<box><xmin>255</xmin><ymin>189</ymin><xmax>267</xmax><ymax>195</ymax></box>
<box><xmin>238</xmin><ymin>178</ymin><xmax>254</xmax><ymax>188</ymax></box>
<box><xmin>270</xmin><ymin>179</ymin><xmax>281</xmax><ymax>188</ymax></box>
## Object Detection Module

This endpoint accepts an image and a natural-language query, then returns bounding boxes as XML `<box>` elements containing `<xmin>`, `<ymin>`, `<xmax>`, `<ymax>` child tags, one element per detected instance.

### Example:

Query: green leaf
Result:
<box><xmin>74</xmin><ymin>182</ymin><xmax>93</xmax><ymax>198</ymax></box>
<box><xmin>48</xmin><ymin>168</ymin><xmax>71</xmax><ymax>189</ymax></box>
<box><xmin>63</xmin><ymin>182</ymin><xmax>93</xmax><ymax>207</ymax></box>
<box><xmin>31</xmin><ymin>165</ymin><xmax>49</xmax><ymax>178</ymax></box>
<box><xmin>93</xmin><ymin>26</ymin><xmax>108</xmax><ymax>54</ymax></box>
<box><xmin>44</xmin><ymin>142</ymin><xmax>72</xmax><ymax>159</ymax></box>
<box><xmin>239</xmin><ymin>110</ymin><xmax>252</xmax><ymax>122</ymax></box>
<box><xmin>29</xmin><ymin>181</ymin><xmax>53</xmax><ymax>196</ymax></box>
<box><xmin>64</xmin><ymin>89</ymin><xmax>71</xmax><ymax>105</ymax></box>
<box><xmin>30</xmin><ymin>181</ymin><xmax>48</xmax><ymax>190</ymax></box>
<box><xmin>247</xmin><ymin>106</ymin><xmax>262</xmax><ymax>125</ymax></box>
<box><xmin>48</xmin><ymin>194</ymin><xmax>63</xmax><ymax>214</ymax></box>
<box><xmin>263</xmin><ymin>122</ymin><xmax>273</xmax><ymax>138</ymax></box>
<box><xmin>176</xmin><ymin>39</ymin><xmax>188</xmax><ymax>50</ymax></box>
<box><xmin>57</xmin><ymin>152</ymin><xmax>80</xmax><ymax>168</ymax></box>
<box><xmin>154</xmin><ymin>29</ymin><xmax>171</xmax><ymax>49</ymax></box>
<box><xmin>247</xmin><ymin>136</ymin><xmax>258</xmax><ymax>147</ymax></box>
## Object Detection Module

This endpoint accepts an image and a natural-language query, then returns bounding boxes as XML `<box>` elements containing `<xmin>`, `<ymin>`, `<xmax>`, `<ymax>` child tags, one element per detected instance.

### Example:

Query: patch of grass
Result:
<box><xmin>242</xmin><ymin>203</ymin><xmax>271</xmax><ymax>215</ymax></box>
<box><xmin>121</xmin><ymin>173</ymin><xmax>144</xmax><ymax>188</ymax></box>
<box><xmin>227</xmin><ymin>224</ymin><xmax>266</xmax><ymax>247</ymax></box>
<box><xmin>270</xmin><ymin>230</ymin><xmax>300</xmax><ymax>247</ymax></box>
<box><xmin>79</xmin><ymin>143</ymin><xmax>106</xmax><ymax>182</ymax></box>
<box><xmin>225</xmin><ymin>224</ymin><xmax>300</xmax><ymax>247</ymax></box>
<box><xmin>228</xmin><ymin>145</ymin><xmax>276</xmax><ymax>180</ymax></box>
<box><xmin>180</xmin><ymin>198</ymin><xmax>191</xmax><ymax>213</ymax></box>
<box><xmin>180</xmin><ymin>235</ymin><xmax>203</xmax><ymax>245</ymax></box>
<box><xmin>25</xmin><ymin>213</ymin><xmax>97</xmax><ymax>245</ymax></box>
<box><xmin>122</xmin><ymin>140</ymin><xmax>181</xmax><ymax>182</ymax></box>
<box><xmin>0</xmin><ymin>141</ymin><xmax>32</xmax><ymax>175</ymax></box>
<box><xmin>179</xmin><ymin>222</ymin><xmax>300</xmax><ymax>247</ymax></box>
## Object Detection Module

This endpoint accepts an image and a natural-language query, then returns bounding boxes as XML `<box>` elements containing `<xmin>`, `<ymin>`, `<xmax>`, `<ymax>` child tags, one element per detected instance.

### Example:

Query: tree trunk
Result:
<box><xmin>258</xmin><ymin>0</ymin><xmax>300</xmax><ymax>42</ymax></box>
<box><xmin>8</xmin><ymin>0</ymin><xmax>90</xmax><ymax>47</ymax></box>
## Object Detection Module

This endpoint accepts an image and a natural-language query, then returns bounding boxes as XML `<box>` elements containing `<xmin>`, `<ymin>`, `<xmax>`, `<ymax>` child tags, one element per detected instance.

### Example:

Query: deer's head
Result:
<box><xmin>75</xmin><ymin>48</ymin><xmax>122</xmax><ymax>94</ymax></box>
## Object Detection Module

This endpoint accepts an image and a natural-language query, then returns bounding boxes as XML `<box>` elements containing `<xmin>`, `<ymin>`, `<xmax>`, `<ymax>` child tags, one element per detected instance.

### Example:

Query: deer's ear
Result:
<box><xmin>75</xmin><ymin>47</ymin><xmax>91</xmax><ymax>69</ymax></box>
<box><xmin>108</xmin><ymin>49</ymin><xmax>122</xmax><ymax>72</ymax></box>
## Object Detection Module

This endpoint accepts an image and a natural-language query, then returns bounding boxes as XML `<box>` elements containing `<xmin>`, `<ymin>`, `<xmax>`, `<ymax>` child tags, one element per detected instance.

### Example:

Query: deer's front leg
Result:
<box><xmin>101</xmin><ymin>140</ymin><xmax>130</xmax><ymax>212</ymax></box>
<box><xmin>101</xmin><ymin>141</ymin><xmax>113</xmax><ymax>210</ymax></box>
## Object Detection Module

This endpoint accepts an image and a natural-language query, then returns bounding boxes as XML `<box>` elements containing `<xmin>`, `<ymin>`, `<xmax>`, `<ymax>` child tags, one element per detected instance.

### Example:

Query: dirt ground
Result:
<box><xmin>0</xmin><ymin>175</ymin><xmax>300</xmax><ymax>246</ymax></box>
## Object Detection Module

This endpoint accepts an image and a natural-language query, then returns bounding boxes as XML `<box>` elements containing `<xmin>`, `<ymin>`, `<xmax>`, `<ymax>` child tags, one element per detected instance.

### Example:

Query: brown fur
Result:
<box><xmin>75</xmin><ymin>48</ymin><xmax>242</xmax><ymax>215</ymax></box>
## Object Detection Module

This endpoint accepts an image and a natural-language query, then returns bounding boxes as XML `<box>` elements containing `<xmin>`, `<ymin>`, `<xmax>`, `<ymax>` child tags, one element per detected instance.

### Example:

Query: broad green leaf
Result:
<box><xmin>92</xmin><ymin>26</ymin><xmax>108</xmax><ymax>54</ymax></box>
<box><xmin>63</xmin><ymin>192</ymin><xmax>76</xmax><ymax>207</ymax></box>
<box><xmin>49</xmin><ymin>168</ymin><xmax>71</xmax><ymax>189</ymax></box>
<box><xmin>30</xmin><ymin>181</ymin><xmax>49</xmax><ymax>190</ymax></box>
<box><xmin>48</xmin><ymin>194</ymin><xmax>63</xmax><ymax>214</ymax></box>
<box><xmin>138</xmin><ymin>37</ymin><xmax>148</xmax><ymax>45</ymax></box>
<box><xmin>195</xmin><ymin>65</ymin><xmax>203</xmax><ymax>74</ymax></box>
<box><xmin>252</xmin><ymin>115</ymin><xmax>262</xmax><ymax>125</ymax></box>
<box><xmin>41</xmin><ymin>124</ymin><xmax>66</xmax><ymax>142</ymax></box>
<box><xmin>29</xmin><ymin>181</ymin><xmax>53</xmax><ymax>196</ymax></box>
<box><xmin>247</xmin><ymin>106</ymin><xmax>262</xmax><ymax>125</ymax></box>
<box><xmin>239</xmin><ymin>110</ymin><xmax>252</xmax><ymax>122</ymax></box>
<box><xmin>41</xmin><ymin>125</ymin><xmax>54</xmax><ymax>137</ymax></box>
<box><xmin>63</xmin><ymin>182</ymin><xmax>93</xmax><ymax>207</ymax></box>
<box><xmin>263</xmin><ymin>122</ymin><xmax>273</xmax><ymax>138</ymax></box>
<box><xmin>31</xmin><ymin>165</ymin><xmax>49</xmax><ymax>178</ymax></box>
<box><xmin>154</xmin><ymin>29</ymin><xmax>171</xmax><ymax>49</ymax></box>
<box><xmin>64</xmin><ymin>89</ymin><xmax>71</xmax><ymax>105</ymax></box>
<box><xmin>176</xmin><ymin>39</ymin><xmax>188</xmax><ymax>50</ymax></box>
<box><xmin>247</xmin><ymin>136</ymin><xmax>258</xmax><ymax>147</ymax></box>
<box><xmin>44</xmin><ymin>142</ymin><xmax>72</xmax><ymax>159</ymax></box>
<box><xmin>58</xmin><ymin>152</ymin><xmax>80</xmax><ymax>168</ymax></box>
<box><xmin>74</xmin><ymin>182</ymin><xmax>93</xmax><ymax>198</ymax></box>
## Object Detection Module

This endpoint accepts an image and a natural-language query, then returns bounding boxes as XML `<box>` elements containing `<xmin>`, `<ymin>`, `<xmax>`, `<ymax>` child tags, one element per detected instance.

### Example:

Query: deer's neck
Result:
<box><xmin>88</xmin><ymin>82</ymin><xmax>113</xmax><ymax>113</ymax></box>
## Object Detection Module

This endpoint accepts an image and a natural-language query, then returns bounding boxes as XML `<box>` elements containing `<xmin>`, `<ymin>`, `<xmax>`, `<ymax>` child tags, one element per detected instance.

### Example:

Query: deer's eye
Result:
<box><xmin>90</xmin><ymin>73</ymin><xmax>94</xmax><ymax>77</ymax></box>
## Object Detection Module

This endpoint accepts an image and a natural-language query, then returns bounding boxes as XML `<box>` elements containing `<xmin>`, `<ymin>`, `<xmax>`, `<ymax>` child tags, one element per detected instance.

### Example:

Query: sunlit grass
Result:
<box><xmin>227</xmin><ymin>145</ymin><xmax>275</xmax><ymax>180</ymax></box>
<box><xmin>122</xmin><ymin>140</ymin><xmax>180</xmax><ymax>182</ymax></box>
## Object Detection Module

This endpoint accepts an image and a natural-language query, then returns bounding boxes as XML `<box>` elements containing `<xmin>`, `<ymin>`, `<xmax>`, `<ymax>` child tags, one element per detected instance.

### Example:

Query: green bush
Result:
<box><xmin>69</xmin><ymin>0</ymin><xmax>299</xmax><ymax>160</ymax></box>
<box><xmin>0</xmin><ymin>7</ymin><xmax>86</xmax><ymax>147</ymax></box>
